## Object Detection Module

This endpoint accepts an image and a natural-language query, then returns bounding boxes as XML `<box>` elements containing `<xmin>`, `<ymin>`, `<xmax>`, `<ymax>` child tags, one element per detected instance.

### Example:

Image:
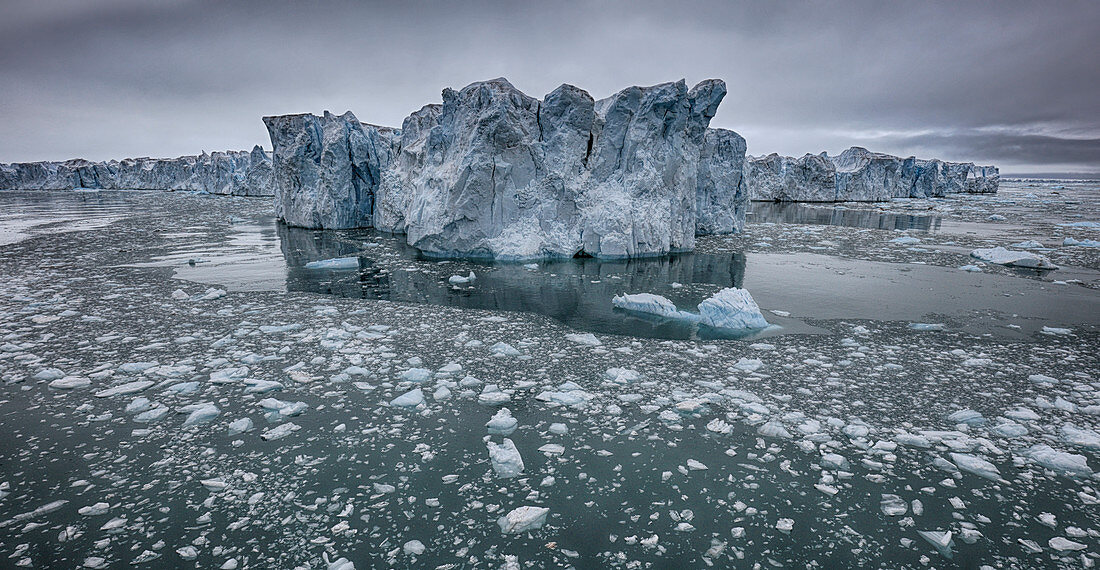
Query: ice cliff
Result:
<box><xmin>264</xmin><ymin>78</ymin><xmax>748</xmax><ymax>259</ymax></box>
<box><xmin>747</xmin><ymin>146</ymin><xmax>998</xmax><ymax>202</ymax></box>
<box><xmin>0</xmin><ymin>147</ymin><xmax>274</xmax><ymax>196</ymax></box>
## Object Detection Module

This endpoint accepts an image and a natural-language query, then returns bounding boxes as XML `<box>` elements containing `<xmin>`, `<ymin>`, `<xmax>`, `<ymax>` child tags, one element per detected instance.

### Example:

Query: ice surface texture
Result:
<box><xmin>747</xmin><ymin>146</ymin><xmax>998</xmax><ymax>202</ymax></box>
<box><xmin>265</xmin><ymin>78</ymin><xmax>748</xmax><ymax>258</ymax></box>
<box><xmin>0</xmin><ymin>147</ymin><xmax>274</xmax><ymax>196</ymax></box>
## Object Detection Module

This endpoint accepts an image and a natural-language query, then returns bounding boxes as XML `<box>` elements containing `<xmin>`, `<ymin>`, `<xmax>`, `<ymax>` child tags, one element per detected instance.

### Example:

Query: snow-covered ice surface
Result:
<box><xmin>0</xmin><ymin>182</ymin><xmax>1097</xmax><ymax>568</ymax></box>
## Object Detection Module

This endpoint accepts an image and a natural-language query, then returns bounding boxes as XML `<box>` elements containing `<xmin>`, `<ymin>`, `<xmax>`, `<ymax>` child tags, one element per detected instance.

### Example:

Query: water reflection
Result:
<box><xmin>277</xmin><ymin>224</ymin><xmax>771</xmax><ymax>340</ymax></box>
<box><xmin>748</xmin><ymin>201</ymin><xmax>943</xmax><ymax>231</ymax></box>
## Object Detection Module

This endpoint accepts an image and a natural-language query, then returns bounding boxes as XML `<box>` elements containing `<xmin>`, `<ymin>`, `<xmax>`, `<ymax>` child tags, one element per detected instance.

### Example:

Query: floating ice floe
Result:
<box><xmin>604</xmin><ymin>367</ymin><xmax>642</xmax><ymax>384</ymax></box>
<box><xmin>949</xmin><ymin>453</ymin><xmax>1002</xmax><ymax>481</ymax></box>
<box><xmin>535</xmin><ymin>382</ymin><xmax>594</xmax><ymax>407</ymax></box>
<box><xmin>1023</xmin><ymin>444</ymin><xmax>1093</xmax><ymax>476</ymax></box>
<box><xmin>390</xmin><ymin>388</ymin><xmax>425</xmax><ymax>408</ymax></box>
<box><xmin>611</xmin><ymin>293</ymin><xmax>698</xmax><ymax>321</ymax></box>
<box><xmin>1063</xmin><ymin>237</ymin><xmax>1100</xmax><ymax>247</ymax></box>
<box><xmin>49</xmin><ymin>376</ymin><xmax>90</xmax><ymax>389</ymax></box>
<box><xmin>94</xmin><ymin>380</ymin><xmax>153</xmax><ymax>398</ymax></box>
<box><xmin>448</xmin><ymin>272</ymin><xmax>476</xmax><ymax>285</ymax></box>
<box><xmin>260</xmin><ymin>422</ymin><xmax>301</xmax><ymax>441</ymax></box>
<box><xmin>970</xmin><ymin>246</ymin><xmax>1058</xmax><ymax>270</ymax></box>
<box><xmin>486</xmin><ymin>408</ymin><xmax>518</xmax><ymax>436</ymax></box>
<box><xmin>182</xmin><ymin>403</ymin><xmax>219</xmax><ymax>426</ymax></box>
<box><xmin>918</xmin><ymin>530</ymin><xmax>955</xmax><ymax>558</ymax></box>
<box><xmin>564</xmin><ymin>333</ymin><xmax>602</xmax><ymax>346</ymax></box>
<box><xmin>489</xmin><ymin>342</ymin><xmax>521</xmax><ymax>357</ymax></box>
<box><xmin>303</xmin><ymin>257</ymin><xmax>359</xmax><ymax>270</ymax></box>
<box><xmin>497</xmin><ymin>506</ymin><xmax>549</xmax><ymax>534</ymax></box>
<box><xmin>697</xmin><ymin>288</ymin><xmax>769</xmax><ymax>330</ymax></box>
<box><xmin>487</xmin><ymin>438</ymin><xmax>525</xmax><ymax>478</ymax></box>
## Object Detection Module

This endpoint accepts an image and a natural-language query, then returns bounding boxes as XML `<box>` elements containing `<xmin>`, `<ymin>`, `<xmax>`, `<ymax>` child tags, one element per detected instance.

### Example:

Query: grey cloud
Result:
<box><xmin>0</xmin><ymin>0</ymin><xmax>1097</xmax><ymax>174</ymax></box>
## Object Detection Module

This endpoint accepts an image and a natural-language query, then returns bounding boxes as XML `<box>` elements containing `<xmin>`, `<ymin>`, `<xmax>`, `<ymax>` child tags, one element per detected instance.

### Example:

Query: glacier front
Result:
<box><xmin>0</xmin><ymin>147</ymin><xmax>274</xmax><ymax>196</ymax></box>
<box><xmin>264</xmin><ymin>78</ymin><xmax>749</xmax><ymax>259</ymax></box>
<box><xmin>747</xmin><ymin>146</ymin><xmax>999</xmax><ymax>202</ymax></box>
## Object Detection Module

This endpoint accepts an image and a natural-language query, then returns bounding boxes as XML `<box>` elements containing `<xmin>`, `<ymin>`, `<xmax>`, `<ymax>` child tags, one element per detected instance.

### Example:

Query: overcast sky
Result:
<box><xmin>1</xmin><ymin>0</ymin><xmax>1097</xmax><ymax>174</ymax></box>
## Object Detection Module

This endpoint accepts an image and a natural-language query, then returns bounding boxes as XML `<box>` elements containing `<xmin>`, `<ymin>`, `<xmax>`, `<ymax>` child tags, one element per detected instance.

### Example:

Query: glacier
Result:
<box><xmin>264</xmin><ymin>77</ymin><xmax>749</xmax><ymax>259</ymax></box>
<box><xmin>747</xmin><ymin>146</ymin><xmax>998</xmax><ymax>202</ymax></box>
<box><xmin>0</xmin><ymin>147</ymin><xmax>274</xmax><ymax>196</ymax></box>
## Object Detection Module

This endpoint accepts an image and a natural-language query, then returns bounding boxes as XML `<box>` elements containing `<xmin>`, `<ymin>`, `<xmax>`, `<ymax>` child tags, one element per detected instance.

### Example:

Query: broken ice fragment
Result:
<box><xmin>487</xmin><ymin>438</ymin><xmax>525</xmax><ymax>478</ymax></box>
<box><xmin>498</xmin><ymin>506</ymin><xmax>549</xmax><ymax>534</ymax></box>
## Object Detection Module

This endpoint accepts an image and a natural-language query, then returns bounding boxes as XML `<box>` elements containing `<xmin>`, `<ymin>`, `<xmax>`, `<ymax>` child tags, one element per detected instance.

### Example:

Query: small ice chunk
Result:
<box><xmin>227</xmin><ymin>418</ymin><xmax>254</xmax><ymax>435</ymax></box>
<box><xmin>260</xmin><ymin>422</ymin><xmax>301</xmax><ymax>441</ymax></box>
<box><xmin>399</xmin><ymin>368</ymin><xmax>432</xmax><ymax>383</ymax></box>
<box><xmin>538</xmin><ymin>444</ymin><xmax>565</xmax><ymax>456</ymax></box>
<box><xmin>183</xmin><ymin>404</ymin><xmax>220</xmax><ymax>426</ymax></box>
<box><xmin>390</xmin><ymin>388</ymin><xmax>425</xmax><ymax>408</ymax></box>
<box><xmin>487</xmin><ymin>438</ymin><xmax>525</xmax><ymax>478</ymax></box>
<box><xmin>304</xmin><ymin>257</ymin><xmax>359</xmax><ymax>270</ymax></box>
<box><xmin>604</xmin><ymin>367</ymin><xmax>642</xmax><ymax>384</ymax></box>
<box><xmin>776</xmin><ymin>518</ymin><xmax>794</xmax><ymax>533</ymax></box>
<box><xmin>1023</xmin><ymin>444</ymin><xmax>1093</xmax><ymax>476</ymax></box>
<box><xmin>486</xmin><ymin>408</ymin><xmax>518</xmax><ymax>436</ymax></box>
<box><xmin>686</xmin><ymin>459</ymin><xmax>708</xmax><ymax>471</ymax></box>
<box><xmin>489</xmin><ymin>342</ymin><xmax>521</xmax><ymax>356</ymax></box>
<box><xmin>918</xmin><ymin>530</ymin><xmax>955</xmax><ymax>558</ymax></box>
<box><xmin>33</xmin><ymin>368</ymin><xmax>66</xmax><ymax>381</ymax></box>
<box><xmin>1049</xmin><ymin>537</ymin><xmax>1087</xmax><ymax>551</ymax></box>
<box><xmin>448</xmin><ymin>272</ymin><xmax>476</xmax><ymax>285</ymax></box>
<box><xmin>697</xmin><ymin>288</ymin><xmax>769</xmax><ymax>330</ymax></box>
<box><xmin>78</xmin><ymin>503</ymin><xmax>110</xmax><ymax>516</ymax></box>
<box><xmin>611</xmin><ymin>293</ymin><xmax>698</xmax><ymax>321</ymax></box>
<box><xmin>880</xmin><ymin>494</ymin><xmax>908</xmax><ymax>516</ymax></box>
<box><xmin>757</xmin><ymin>421</ymin><xmax>792</xmax><ymax>439</ymax></box>
<box><xmin>497</xmin><ymin>506</ymin><xmax>549</xmax><ymax>534</ymax></box>
<box><xmin>402</xmin><ymin>540</ymin><xmax>426</xmax><ymax>555</ymax></box>
<box><xmin>946</xmin><ymin>409</ymin><xmax>985</xmax><ymax>425</ymax></box>
<box><xmin>49</xmin><ymin>376</ymin><xmax>91</xmax><ymax>390</ymax></box>
<box><xmin>949</xmin><ymin>453</ymin><xmax>1001</xmax><ymax>481</ymax></box>
<box><xmin>565</xmin><ymin>333</ymin><xmax>602</xmax><ymax>346</ymax></box>
<box><xmin>94</xmin><ymin>380</ymin><xmax>154</xmax><ymax>398</ymax></box>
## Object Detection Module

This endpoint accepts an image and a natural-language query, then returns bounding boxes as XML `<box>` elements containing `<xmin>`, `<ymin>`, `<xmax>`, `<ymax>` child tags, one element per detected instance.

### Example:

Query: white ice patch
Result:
<box><xmin>970</xmin><ymin>247</ymin><xmax>1058</xmax><ymax>270</ymax></box>
<box><xmin>497</xmin><ymin>506</ymin><xmax>549</xmax><ymax>534</ymax></box>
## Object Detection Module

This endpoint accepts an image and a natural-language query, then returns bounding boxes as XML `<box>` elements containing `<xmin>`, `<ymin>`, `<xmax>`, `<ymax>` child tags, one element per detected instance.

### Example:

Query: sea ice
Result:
<box><xmin>611</xmin><ymin>293</ymin><xmax>697</xmax><ymax>321</ymax></box>
<box><xmin>487</xmin><ymin>438</ymin><xmax>525</xmax><ymax>478</ymax></box>
<box><xmin>390</xmin><ymin>388</ymin><xmax>425</xmax><ymax>408</ymax></box>
<box><xmin>448</xmin><ymin>272</ymin><xmax>476</xmax><ymax>285</ymax></box>
<box><xmin>486</xmin><ymin>408</ymin><xmax>518</xmax><ymax>436</ymax></box>
<box><xmin>697</xmin><ymin>288</ymin><xmax>769</xmax><ymax>330</ymax></box>
<box><xmin>497</xmin><ymin>506</ymin><xmax>549</xmax><ymax>534</ymax></box>
<box><xmin>303</xmin><ymin>257</ymin><xmax>360</xmax><ymax>270</ymax></box>
<box><xmin>970</xmin><ymin>247</ymin><xmax>1058</xmax><ymax>270</ymax></box>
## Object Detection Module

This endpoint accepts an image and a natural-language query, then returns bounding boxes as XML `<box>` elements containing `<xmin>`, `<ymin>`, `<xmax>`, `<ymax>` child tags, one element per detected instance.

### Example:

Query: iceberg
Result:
<box><xmin>611</xmin><ymin>293</ymin><xmax>698</xmax><ymax>320</ymax></box>
<box><xmin>266</xmin><ymin>78</ymin><xmax>747</xmax><ymax>259</ymax></box>
<box><xmin>487</xmin><ymin>438</ymin><xmax>525</xmax><ymax>478</ymax></box>
<box><xmin>303</xmin><ymin>257</ymin><xmax>360</xmax><ymax>270</ymax></box>
<box><xmin>697</xmin><ymin>288</ymin><xmax>769</xmax><ymax>330</ymax></box>
<box><xmin>970</xmin><ymin>247</ymin><xmax>1058</xmax><ymax>270</ymax></box>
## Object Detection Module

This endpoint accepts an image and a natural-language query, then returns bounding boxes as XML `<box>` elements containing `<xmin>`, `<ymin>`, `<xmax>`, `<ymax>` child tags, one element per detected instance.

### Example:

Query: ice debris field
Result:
<box><xmin>0</xmin><ymin>180</ymin><xmax>1097</xmax><ymax>568</ymax></box>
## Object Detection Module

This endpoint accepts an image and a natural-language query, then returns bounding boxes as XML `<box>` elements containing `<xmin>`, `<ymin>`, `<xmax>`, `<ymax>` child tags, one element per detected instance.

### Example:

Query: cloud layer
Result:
<box><xmin>1</xmin><ymin>0</ymin><xmax>1097</xmax><ymax>174</ymax></box>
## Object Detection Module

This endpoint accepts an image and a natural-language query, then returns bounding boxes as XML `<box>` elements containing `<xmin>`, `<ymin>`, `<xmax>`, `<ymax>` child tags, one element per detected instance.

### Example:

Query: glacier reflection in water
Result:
<box><xmin>277</xmin><ymin>224</ymin><xmax>807</xmax><ymax>341</ymax></box>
